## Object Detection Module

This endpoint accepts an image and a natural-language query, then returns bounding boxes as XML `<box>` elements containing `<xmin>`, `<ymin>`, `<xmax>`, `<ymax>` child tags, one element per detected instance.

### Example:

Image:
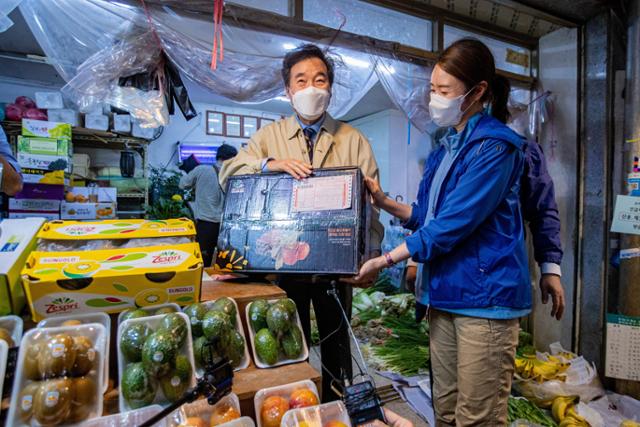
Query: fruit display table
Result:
<box><xmin>200</xmin><ymin>274</ymin><xmax>321</xmax><ymax>421</ymax></box>
<box><xmin>233</xmin><ymin>361</ymin><xmax>321</xmax><ymax>420</ymax></box>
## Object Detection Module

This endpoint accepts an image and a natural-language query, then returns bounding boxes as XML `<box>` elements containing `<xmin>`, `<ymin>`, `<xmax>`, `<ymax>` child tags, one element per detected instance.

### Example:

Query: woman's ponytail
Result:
<box><xmin>491</xmin><ymin>74</ymin><xmax>511</xmax><ymax>124</ymax></box>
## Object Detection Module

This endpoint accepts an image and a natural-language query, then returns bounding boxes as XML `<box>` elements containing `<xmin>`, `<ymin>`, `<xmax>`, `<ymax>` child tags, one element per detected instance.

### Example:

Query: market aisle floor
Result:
<box><xmin>309</xmin><ymin>346</ymin><xmax>429</xmax><ymax>427</ymax></box>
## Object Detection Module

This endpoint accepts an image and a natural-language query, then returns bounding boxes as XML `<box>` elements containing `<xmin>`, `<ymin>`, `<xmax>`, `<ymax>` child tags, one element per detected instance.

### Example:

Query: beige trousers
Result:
<box><xmin>429</xmin><ymin>308</ymin><xmax>519</xmax><ymax>426</ymax></box>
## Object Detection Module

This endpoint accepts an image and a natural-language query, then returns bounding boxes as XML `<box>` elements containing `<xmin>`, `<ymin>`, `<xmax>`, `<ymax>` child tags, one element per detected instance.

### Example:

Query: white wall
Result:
<box><xmin>533</xmin><ymin>27</ymin><xmax>579</xmax><ymax>350</ymax></box>
<box><xmin>148</xmin><ymin>102</ymin><xmax>283</xmax><ymax>170</ymax></box>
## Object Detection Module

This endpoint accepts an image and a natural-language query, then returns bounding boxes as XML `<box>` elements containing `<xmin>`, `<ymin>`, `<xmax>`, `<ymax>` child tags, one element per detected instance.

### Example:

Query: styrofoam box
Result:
<box><xmin>47</xmin><ymin>109</ymin><xmax>82</xmax><ymax>127</ymax></box>
<box><xmin>132</xmin><ymin>121</ymin><xmax>157</xmax><ymax>139</ymax></box>
<box><xmin>85</xmin><ymin>114</ymin><xmax>109</xmax><ymax>131</ymax></box>
<box><xmin>245</xmin><ymin>299</ymin><xmax>309</xmax><ymax>369</ymax></box>
<box><xmin>253</xmin><ymin>380</ymin><xmax>319</xmax><ymax>427</ymax></box>
<box><xmin>174</xmin><ymin>393</ymin><xmax>241</xmax><ymax>426</ymax></box>
<box><xmin>117</xmin><ymin>302</ymin><xmax>181</xmax><ymax>325</ymax></box>
<box><xmin>6</xmin><ymin>323</ymin><xmax>107</xmax><ymax>427</ymax></box>
<box><xmin>0</xmin><ymin>315</ymin><xmax>23</xmax><ymax>348</ymax></box>
<box><xmin>37</xmin><ymin>312</ymin><xmax>110</xmax><ymax>393</ymax></box>
<box><xmin>83</xmin><ymin>404</ymin><xmax>167</xmax><ymax>427</ymax></box>
<box><xmin>199</xmin><ymin>298</ymin><xmax>250</xmax><ymax>372</ymax></box>
<box><xmin>118</xmin><ymin>313</ymin><xmax>196</xmax><ymax>413</ymax></box>
<box><xmin>35</xmin><ymin>92</ymin><xmax>64</xmax><ymax>109</ymax></box>
<box><xmin>0</xmin><ymin>340</ymin><xmax>8</xmax><ymax>400</ymax></box>
<box><xmin>72</xmin><ymin>153</ymin><xmax>90</xmax><ymax>169</ymax></box>
<box><xmin>113</xmin><ymin>114</ymin><xmax>131</xmax><ymax>133</ymax></box>
<box><xmin>280</xmin><ymin>401</ymin><xmax>352</xmax><ymax>427</ymax></box>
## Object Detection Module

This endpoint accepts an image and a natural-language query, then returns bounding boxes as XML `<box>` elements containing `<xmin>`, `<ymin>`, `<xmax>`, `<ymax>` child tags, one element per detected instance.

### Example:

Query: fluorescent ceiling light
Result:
<box><xmin>275</xmin><ymin>96</ymin><xmax>290</xmax><ymax>102</ymax></box>
<box><xmin>282</xmin><ymin>43</ymin><xmax>296</xmax><ymax>50</ymax></box>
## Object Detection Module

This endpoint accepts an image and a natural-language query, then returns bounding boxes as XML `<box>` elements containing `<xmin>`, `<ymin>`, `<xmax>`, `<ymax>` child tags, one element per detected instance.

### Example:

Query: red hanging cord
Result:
<box><xmin>210</xmin><ymin>0</ymin><xmax>224</xmax><ymax>70</ymax></box>
<box><xmin>140</xmin><ymin>0</ymin><xmax>164</xmax><ymax>51</ymax></box>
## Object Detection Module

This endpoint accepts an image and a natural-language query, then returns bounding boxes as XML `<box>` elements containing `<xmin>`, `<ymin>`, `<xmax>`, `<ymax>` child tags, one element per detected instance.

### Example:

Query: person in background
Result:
<box><xmin>179</xmin><ymin>144</ymin><xmax>238</xmax><ymax>267</ymax></box>
<box><xmin>0</xmin><ymin>125</ymin><xmax>23</xmax><ymax>195</ymax></box>
<box><xmin>351</xmin><ymin>38</ymin><xmax>539</xmax><ymax>425</ymax></box>
<box><xmin>220</xmin><ymin>44</ymin><xmax>384</xmax><ymax>402</ymax></box>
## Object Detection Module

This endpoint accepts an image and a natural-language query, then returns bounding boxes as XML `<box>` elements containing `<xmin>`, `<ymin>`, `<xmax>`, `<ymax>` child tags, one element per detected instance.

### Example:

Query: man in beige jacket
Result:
<box><xmin>220</xmin><ymin>44</ymin><xmax>383</xmax><ymax>401</ymax></box>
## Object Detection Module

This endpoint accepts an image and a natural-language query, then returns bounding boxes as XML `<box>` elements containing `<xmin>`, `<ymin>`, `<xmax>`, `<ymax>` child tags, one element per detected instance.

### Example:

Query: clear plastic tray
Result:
<box><xmin>37</xmin><ymin>312</ymin><xmax>110</xmax><ymax>393</ymax></box>
<box><xmin>117</xmin><ymin>303</ymin><xmax>182</xmax><ymax>325</ymax></box>
<box><xmin>118</xmin><ymin>312</ymin><xmax>196</xmax><ymax>413</ymax></box>
<box><xmin>217</xmin><ymin>417</ymin><xmax>255</xmax><ymax>427</ymax></box>
<box><xmin>83</xmin><ymin>404</ymin><xmax>167</xmax><ymax>426</ymax></box>
<box><xmin>6</xmin><ymin>322</ymin><xmax>107</xmax><ymax>427</ymax></box>
<box><xmin>0</xmin><ymin>340</ymin><xmax>8</xmax><ymax>399</ymax></box>
<box><xmin>280</xmin><ymin>401</ymin><xmax>352</xmax><ymax>427</ymax></box>
<box><xmin>0</xmin><ymin>315</ymin><xmax>24</xmax><ymax>348</ymax></box>
<box><xmin>171</xmin><ymin>393</ymin><xmax>242</xmax><ymax>426</ymax></box>
<box><xmin>196</xmin><ymin>299</ymin><xmax>250</xmax><ymax>373</ymax></box>
<box><xmin>253</xmin><ymin>380</ymin><xmax>319</xmax><ymax>427</ymax></box>
<box><xmin>245</xmin><ymin>299</ymin><xmax>309</xmax><ymax>369</ymax></box>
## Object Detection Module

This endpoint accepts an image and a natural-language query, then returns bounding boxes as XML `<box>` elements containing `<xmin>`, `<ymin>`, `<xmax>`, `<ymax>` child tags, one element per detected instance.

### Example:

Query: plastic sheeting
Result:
<box><xmin>19</xmin><ymin>0</ymin><xmax>537</xmax><ymax>136</ymax></box>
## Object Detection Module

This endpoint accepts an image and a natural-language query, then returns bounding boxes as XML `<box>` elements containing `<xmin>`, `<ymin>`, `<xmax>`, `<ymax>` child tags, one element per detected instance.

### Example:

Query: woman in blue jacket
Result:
<box><xmin>353</xmin><ymin>39</ymin><xmax>530</xmax><ymax>425</ymax></box>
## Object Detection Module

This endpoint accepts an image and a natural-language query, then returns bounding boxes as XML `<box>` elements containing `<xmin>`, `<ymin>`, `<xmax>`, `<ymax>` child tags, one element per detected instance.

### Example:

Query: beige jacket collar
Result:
<box><xmin>285</xmin><ymin>113</ymin><xmax>339</xmax><ymax>140</ymax></box>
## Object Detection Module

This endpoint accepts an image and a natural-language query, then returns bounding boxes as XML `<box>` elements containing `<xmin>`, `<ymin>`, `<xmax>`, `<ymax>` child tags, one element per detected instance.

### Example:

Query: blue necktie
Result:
<box><xmin>304</xmin><ymin>127</ymin><xmax>316</xmax><ymax>163</ymax></box>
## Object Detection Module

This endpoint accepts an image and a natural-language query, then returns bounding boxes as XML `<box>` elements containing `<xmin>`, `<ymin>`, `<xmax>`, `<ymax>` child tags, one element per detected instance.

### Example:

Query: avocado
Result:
<box><xmin>155</xmin><ymin>306</ymin><xmax>178</xmax><ymax>315</ymax></box>
<box><xmin>183</xmin><ymin>303</ymin><xmax>208</xmax><ymax>337</ymax></box>
<box><xmin>281</xmin><ymin>325</ymin><xmax>304</xmax><ymax>359</ymax></box>
<box><xmin>224</xmin><ymin>330</ymin><xmax>245</xmax><ymax>367</ymax></box>
<box><xmin>121</xmin><ymin>362</ymin><xmax>156</xmax><ymax>409</ymax></box>
<box><xmin>17</xmin><ymin>382</ymin><xmax>40</xmax><ymax>423</ymax></box>
<box><xmin>39</xmin><ymin>334</ymin><xmax>77</xmax><ymax>378</ymax></box>
<box><xmin>249</xmin><ymin>300</ymin><xmax>269</xmax><ymax>332</ymax></box>
<box><xmin>275</xmin><ymin>298</ymin><xmax>297</xmax><ymax>317</ymax></box>
<box><xmin>72</xmin><ymin>335</ymin><xmax>96</xmax><ymax>377</ymax></box>
<box><xmin>121</xmin><ymin>308</ymin><xmax>148</xmax><ymax>323</ymax></box>
<box><xmin>266</xmin><ymin>304</ymin><xmax>291</xmax><ymax>335</ymax></box>
<box><xmin>120</xmin><ymin>323</ymin><xmax>151</xmax><ymax>362</ymax></box>
<box><xmin>202</xmin><ymin>311</ymin><xmax>232</xmax><ymax>343</ymax></box>
<box><xmin>0</xmin><ymin>327</ymin><xmax>14</xmax><ymax>347</ymax></box>
<box><xmin>160</xmin><ymin>313</ymin><xmax>188</xmax><ymax>347</ymax></box>
<box><xmin>211</xmin><ymin>298</ymin><xmax>237</xmax><ymax>326</ymax></box>
<box><xmin>254</xmin><ymin>328</ymin><xmax>279</xmax><ymax>365</ymax></box>
<box><xmin>69</xmin><ymin>376</ymin><xmax>97</xmax><ymax>422</ymax></box>
<box><xmin>142</xmin><ymin>330</ymin><xmax>178</xmax><ymax>376</ymax></box>
<box><xmin>160</xmin><ymin>355</ymin><xmax>192</xmax><ymax>402</ymax></box>
<box><xmin>33</xmin><ymin>378</ymin><xmax>73</xmax><ymax>426</ymax></box>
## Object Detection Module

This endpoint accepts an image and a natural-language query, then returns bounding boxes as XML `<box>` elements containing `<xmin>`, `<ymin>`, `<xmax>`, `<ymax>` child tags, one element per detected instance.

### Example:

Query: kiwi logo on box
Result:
<box><xmin>45</xmin><ymin>296</ymin><xmax>79</xmax><ymax>314</ymax></box>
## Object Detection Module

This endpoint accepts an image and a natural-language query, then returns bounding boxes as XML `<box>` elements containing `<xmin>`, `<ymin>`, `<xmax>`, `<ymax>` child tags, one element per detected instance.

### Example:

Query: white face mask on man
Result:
<box><xmin>428</xmin><ymin>86</ymin><xmax>477</xmax><ymax>127</ymax></box>
<box><xmin>290</xmin><ymin>86</ymin><xmax>331</xmax><ymax>121</ymax></box>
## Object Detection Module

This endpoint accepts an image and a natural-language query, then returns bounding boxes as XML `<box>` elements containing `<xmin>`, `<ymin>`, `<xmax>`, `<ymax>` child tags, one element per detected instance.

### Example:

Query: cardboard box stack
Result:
<box><xmin>22</xmin><ymin>218</ymin><xmax>203</xmax><ymax>321</ymax></box>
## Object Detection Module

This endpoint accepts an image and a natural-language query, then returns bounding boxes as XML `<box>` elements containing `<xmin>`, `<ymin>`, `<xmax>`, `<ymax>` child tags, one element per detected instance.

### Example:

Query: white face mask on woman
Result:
<box><xmin>291</xmin><ymin>86</ymin><xmax>331</xmax><ymax>121</ymax></box>
<box><xmin>428</xmin><ymin>86</ymin><xmax>476</xmax><ymax>127</ymax></box>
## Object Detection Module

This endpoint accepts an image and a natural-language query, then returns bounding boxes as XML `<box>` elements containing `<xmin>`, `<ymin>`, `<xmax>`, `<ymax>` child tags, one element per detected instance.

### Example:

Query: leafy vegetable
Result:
<box><xmin>508</xmin><ymin>396</ymin><xmax>557</xmax><ymax>427</ymax></box>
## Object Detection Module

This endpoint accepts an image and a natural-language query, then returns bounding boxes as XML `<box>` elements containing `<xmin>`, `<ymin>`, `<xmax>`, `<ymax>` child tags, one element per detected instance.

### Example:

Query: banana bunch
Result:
<box><xmin>620</xmin><ymin>421</ymin><xmax>640</xmax><ymax>427</ymax></box>
<box><xmin>515</xmin><ymin>354</ymin><xmax>570</xmax><ymax>382</ymax></box>
<box><xmin>551</xmin><ymin>396</ymin><xmax>590</xmax><ymax>427</ymax></box>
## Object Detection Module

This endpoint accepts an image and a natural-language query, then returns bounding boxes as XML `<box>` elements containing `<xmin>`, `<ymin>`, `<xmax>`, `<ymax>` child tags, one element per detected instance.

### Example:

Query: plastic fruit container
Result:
<box><xmin>6</xmin><ymin>322</ymin><xmax>107</xmax><ymax>427</ymax></box>
<box><xmin>37</xmin><ymin>312</ymin><xmax>110</xmax><ymax>392</ymax></box>
<box><xmin>188</xmin><ymin>298</ymin><xmax>249</xmax><ymax>374</ymax></box>
<box><xmin>83</xmin><ymin>404</ymin><xmax>165</xmax><ymax>426</ymax></box>
<box><xmin>0</xmin><ymin>314</ymin><xmax>24</xmax><ymax>348</ymax></box>
<box><xmin>280</xmin><ymin>401</ymin><xmax>352</xmax><ymax>427</ymax></box>
<box><xmin>172</xmin><ymin>393</ymin><xmax>242</xmax><ymax>426</ymax></box>
<box><xmin>118</xmin><ymin>303</ymin><xmax>182</xmax><ymax>325</ymax></box>
<box><xmin>118</xmin><ymin>312</ymin><xmax>196</xmax><ymax>413</ymax></box>
<box><xmin>253</xmin><ymin>380</ymin><xmax>319</xmax><ymax>427</ymax></box>
<box><xmin>0</xmin><ymin>315</ymin><xmax>24</xmax><ymax>398</ymax></box>
<box><xmin>245</xmin><ymin>299</ymin><xmax>309</xmax><ymax>369</ymax></box>
<box><xmin>0</xmin><ymin>340</ymin><xmax>8</xmax><ymax>398</ymax></box>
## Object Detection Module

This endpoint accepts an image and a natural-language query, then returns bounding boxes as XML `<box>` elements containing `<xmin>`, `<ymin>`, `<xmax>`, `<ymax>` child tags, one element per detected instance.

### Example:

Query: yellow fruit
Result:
<box><xmin>61</xmin><ymin>320</ymin><xmax>82</xmax><ymax>327</ymax></box>
<box><xmin>621</xmin><ymin>421</ymin><xmax>640</xmax><ymax>427</ymax></box>
<box><xmin>0</xmin><ymin>327</ymin><xmax>15</xmax><ymax>347</ymax></box>
<box><xmin>566</xmin><ymin>406</ymin><xmax>586</xmax><ymax>423</ymax></box>
<box><xmin>179</xmin><ymin>417</ymin><xmax>207</xmax><ymax>427</ymax></box>
<box><xmin>551</xmin><ymin>396</ymin><xmax>578</xmax><ymax>422</ymax></box>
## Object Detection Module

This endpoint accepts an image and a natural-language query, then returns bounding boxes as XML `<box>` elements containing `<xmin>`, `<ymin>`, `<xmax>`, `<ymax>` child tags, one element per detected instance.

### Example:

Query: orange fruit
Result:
<box><xmin>210</xmin><ymin>403</ymin><xmax>240</xmax><ymax>426</ymax></box>
<box><xmin>289</xmin><ymin>388</ymin><xmax>319</xmax><ymax>409</ymax></box>
<box><xmin>179</xmin><ymin>417</ymin><xmax>207</xmax><ymax>427</ymax></box>
<box><xmin>324</xmin><ymin>421</ymin><xmax>348</xmax><ymax>427</ymax></box>
<box><xmin>261</xmin><ymin>396</ymin><xmax>289</xmax><ymax>427</ymax></box>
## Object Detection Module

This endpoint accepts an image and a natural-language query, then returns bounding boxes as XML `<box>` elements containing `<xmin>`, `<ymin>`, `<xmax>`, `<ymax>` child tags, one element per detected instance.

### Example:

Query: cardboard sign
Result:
<box><xmin>611</xmin><ymin>195</ymin><xmax>640</xmax><ymax>235</ymax></box>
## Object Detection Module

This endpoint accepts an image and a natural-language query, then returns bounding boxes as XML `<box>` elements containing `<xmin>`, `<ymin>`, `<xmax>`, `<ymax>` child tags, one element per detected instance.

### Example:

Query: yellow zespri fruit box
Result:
<box><xmin>22</xmin><ymin>243</ymin><xmax>203</xmax><ymax>321</ymax></box>
<box><xmin>37</xmin><ymin>218</ymin><xmax>196</xmax><ymax>241</ymax></box>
